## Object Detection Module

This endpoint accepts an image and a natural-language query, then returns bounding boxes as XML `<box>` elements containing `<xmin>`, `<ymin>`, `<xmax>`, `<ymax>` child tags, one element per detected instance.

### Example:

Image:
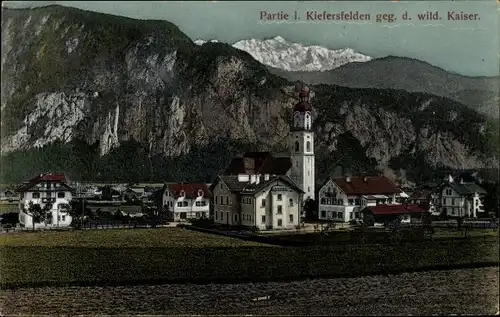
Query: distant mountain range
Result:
<box><xmin>201</xmin><ymin>36</ymin><xmax>373</xmax><ymax>72</ymax></box>
<box><xmin>198</xmin><ymin>37</ymin><xmax>498</xmax><ymax>118</ymax></box>
<box><xmin>1</xmin><ymin>5</ymin><xmax>498</xmax><ymax>184</ymax></box>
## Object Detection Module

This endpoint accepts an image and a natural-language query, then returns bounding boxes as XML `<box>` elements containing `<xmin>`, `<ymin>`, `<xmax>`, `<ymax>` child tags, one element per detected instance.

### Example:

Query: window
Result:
<box><xmin>62</xmin><ymin>215</ymin><xmax>66</xmax><ymax>221</ymax></box>
<box><xmin>32</xmin><ymin>192</ymin><xmax>40</xmax><ymax>199</ymax></box>
<box><xmin>57</xmin><ymin>192</ymin><xmax>65</xmax><ymax>198</ymax></box>
<box><xmin>215</xmin><ymin>196</ymin><xmax>218</xmax><ymax>204</ymax></box>
<box><xmin>348</xmin><ymin>199</ymin><xmax>354</xmax><ymax>205</ymax></box>
<box><xmin>262</xmin><ymin>199</ymin><xmax>266</xmax><ymax>207</ymax></box>
<box><xmin>226</xmin><ymin>196</ymin><xmax>229</xmax><ymax>205</ymax></box>
<box><xmin>289</xmin><ymin>214</ymin><xmax>294</xmax><ymax>223</ymax></box>
<box><xmin>295</xmin><ymin>141</ymin><xmax>300</xmax><ymax>152</ymax></box>
<box><xmin>295</xmin><ymin>161</ymin><xmax>299</xmax><ymax>167</ymax></box>
<box><xmin>198</xmin><ymin>190</ymin><xmax>203</xmax><ymax>197</ymax></box>
<box><xmin>289</xmin><ymin>198</ymin><xmax>294</xmax><ymax>206</ymax></box>
<box><xmin>445</xmin><ymin>188</ymin><xmax>452</xmax><ymax>195</ymax></box>
<box><xmin>350</xmin><ymin>212</ymin><xmax>353</xmax><ymax>220</ymax></box>
<box><xmin>278</xmin><ymin>219</ymin><xmax>283</xmax><ymax>226</ymax></box>
<box><xmin>234</xmin><ymin>214</ymin><xmax>238</xmax><ymax>222</ymax></box>
<box><xmin>308</xmin><ymin>186</ymin><xmax>310</xmax><ymax>192</ymax></box>
<box><xmin>355</xmin><ymin>198</ymin><xmax>360</xmax><ymax>205</ymax></box>
<box><xmin>338</xmin><ymin>212</ymin><xmax>344</xmax><ymax>220</ymax></box>
<box><xmin>338</xmin><ymin>199</ymin><xmax>344</xmax><ymax>205</ymax></box>
<box><xmin>306</xmin><ymin>141</ymin><xmax>311</xmax><ymax>152</ymax></box>
<box><xmin>221</xmin><ymin>211</ymin><xmax>224</xmax><ymax>220</ymax></box>
<box><xmin>177</xmin><ymin>202</ymin><xmax>183</xmax><ymax>207</ymax></box>
<box><xmin>277</xmin><ymin>206</ymin><xmax>283</xmax><ymax>214</ymax></box>
<box><xmin>321</xmin><ymin>210</ymin><xmax>326</xmax><ymax>218</ymax></box>
<box><xmin>261</xmin><ymin>215</ymin><xmax>266</xmax><ymax>224</ymax></box>
<box><xmin>451</xmin><ymin>198</ymin><xmax>455</xmax><ymax>205</ymax></box>
<box><xmin>320</xmin><ymin>198</ymin><xmax>326</xmax><ymax>204</ymax></box>
<box><xmin>183</xmin><ymin>201</ymin><xmax>188</xmax><ymax>207</ymax></box>
<box><xmin>196</xmin><ymin>212</ymin><xmax>200</xmax><ymax>218</ymax></box>
<box><xmin>307</xmin><ymin>170</ymin><xmax>310</xmax><ymax>176</ymax></box>
<box><xmin>215</xmin><ymin>211</ymin><xmax>218</xmax><ymax>220</ymax></box>
<box><xmin>277</xmin><ymin>194</ymin><xmax>282</xmax><ymax>201</ymax></box>
<box><xmin>180</xmin><ymin>212</ymin><xmax>187</xmax><ymax>219</ymax></box>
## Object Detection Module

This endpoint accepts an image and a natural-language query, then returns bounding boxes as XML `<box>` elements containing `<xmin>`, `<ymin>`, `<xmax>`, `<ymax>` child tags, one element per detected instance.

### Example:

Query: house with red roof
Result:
<box><xmin>362</xmin><ymin>204</ymin><xmax>426</xmax><ymax>226</ymax></box>
<box><xmin>318</xmin><ymin>175</ymin><xmax>407</xmax><ymax>223</ymax></box>
<box><xmin>161</xmin><ymin>183</ymin><xmax>212</xmax><ymax>221</ymax></box>
<box><xmin>17</xmin><ymin>173</ymin><xmax>73</xmax><ymax>228</ymax></box>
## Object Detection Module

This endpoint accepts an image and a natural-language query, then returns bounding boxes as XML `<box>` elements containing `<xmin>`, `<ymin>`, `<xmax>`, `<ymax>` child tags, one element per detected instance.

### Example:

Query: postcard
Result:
<box><xmin>0</xmin><ymin>0</ymin><xmax>498</xmax><ymax>316</ymax></box>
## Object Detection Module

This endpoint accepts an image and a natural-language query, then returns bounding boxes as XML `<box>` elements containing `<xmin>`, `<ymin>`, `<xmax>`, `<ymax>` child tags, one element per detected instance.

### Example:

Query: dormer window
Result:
<box><xmin>198</xmin><ymin>189</ymin><xmax>203</xmax><ymax>197</ymax></box>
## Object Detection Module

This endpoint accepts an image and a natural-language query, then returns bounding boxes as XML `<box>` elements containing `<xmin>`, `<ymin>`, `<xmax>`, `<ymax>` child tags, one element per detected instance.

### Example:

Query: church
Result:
<box><xmin>209</xmin><ymin>83</ymin><xmax>315</xmax><ymax>229</ymax></box>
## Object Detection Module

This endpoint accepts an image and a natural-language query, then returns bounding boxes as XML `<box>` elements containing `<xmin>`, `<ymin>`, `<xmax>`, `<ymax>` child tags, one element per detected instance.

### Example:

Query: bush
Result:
<box><xmin>251</xmin><ymin>226</ymin><xmax>260</xmax><ymax>233</ymax></box>
<box><xmin>189</xmin><ymin>218</ymin><xmax>214</xmax><ymax>229</ymax></box>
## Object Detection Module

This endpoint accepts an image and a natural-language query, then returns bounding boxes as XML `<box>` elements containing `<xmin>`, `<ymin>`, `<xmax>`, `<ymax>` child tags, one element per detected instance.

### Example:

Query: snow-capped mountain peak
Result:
<box><xmin>194</xmin><ymin>39</ymin><xmax>219</xmax><ymax>46</ymax></box>
<box><xmin>232</xmin><ymin>36</ymin><xmax>372</xmax><ymax>72</ymax></box>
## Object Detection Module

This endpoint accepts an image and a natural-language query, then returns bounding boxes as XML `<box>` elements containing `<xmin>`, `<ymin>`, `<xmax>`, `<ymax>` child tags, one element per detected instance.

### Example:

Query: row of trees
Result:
<box><xmin>0</xmin><ymin>138</ymin><xmax>253</xmax><ymax>184</ymax></box>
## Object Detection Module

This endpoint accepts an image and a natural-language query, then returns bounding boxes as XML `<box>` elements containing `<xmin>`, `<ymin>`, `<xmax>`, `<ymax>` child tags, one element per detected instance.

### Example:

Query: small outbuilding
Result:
<box><xmin>362</xmin><ymin>204</ymin><xmax>426</xmax><ymax>226</ymax></box>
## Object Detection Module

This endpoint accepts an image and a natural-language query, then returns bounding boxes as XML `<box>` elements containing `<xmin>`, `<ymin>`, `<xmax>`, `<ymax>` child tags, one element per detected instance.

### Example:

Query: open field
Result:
<box><xmin>0</xmin><ymin>227</ymin><xmax>272</xmax><ymax>248</ymax></box>
<box><xmin>270</xmin><ymin>227</ymin><xmax>499</xmax><ymax>245</ymax></box>
<box><xmin>0</xmin><ymin>227</ymin><xmax>498</xmax><ymax>288</ymax></box>
<box><xmin>1</xmin><ymin>267</ymin><xmax>498</xmax><ymax>315</ymax></box>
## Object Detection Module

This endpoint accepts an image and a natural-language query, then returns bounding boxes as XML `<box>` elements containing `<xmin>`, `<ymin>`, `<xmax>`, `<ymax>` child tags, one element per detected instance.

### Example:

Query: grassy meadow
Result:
<box><xmin>1</xmin><ymin>227</ymin><xmax>498</xmax><ymax>288</ymax></box>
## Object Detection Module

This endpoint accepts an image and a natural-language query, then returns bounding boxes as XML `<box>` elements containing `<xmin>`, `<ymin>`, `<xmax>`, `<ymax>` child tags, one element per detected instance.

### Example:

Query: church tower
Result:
<box><xmin>290</xmin><ymin>83</ymin><xmax>315</xmax><ymax>201</ymax></box>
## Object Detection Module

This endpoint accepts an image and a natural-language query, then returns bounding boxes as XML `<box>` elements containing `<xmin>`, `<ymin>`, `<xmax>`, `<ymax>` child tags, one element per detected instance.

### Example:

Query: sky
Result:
<box><xmin>3</xmin><ymin>1</ymin><xmax>499</xmax><ymax>77</ymax></box>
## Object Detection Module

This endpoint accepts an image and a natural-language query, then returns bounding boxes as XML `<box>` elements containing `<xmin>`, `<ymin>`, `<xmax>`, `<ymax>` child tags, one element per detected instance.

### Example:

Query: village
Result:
<box><xmin>1</xmin><ymin>84</ymin><xmax>498</xmax><ymax>234</ymax></box>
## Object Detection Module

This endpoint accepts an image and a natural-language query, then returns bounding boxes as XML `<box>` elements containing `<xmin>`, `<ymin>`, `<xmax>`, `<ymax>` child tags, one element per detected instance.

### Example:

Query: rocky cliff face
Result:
<box><xmin>1</xmin><ymin>5</ymin><xmax>498</xmax><ymax>183</ymax></box>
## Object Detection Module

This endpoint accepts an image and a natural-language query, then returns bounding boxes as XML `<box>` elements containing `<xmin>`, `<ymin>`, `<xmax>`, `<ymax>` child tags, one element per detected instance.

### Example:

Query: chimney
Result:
<box><xmin>346</xmin><ymin>176</ymin><xmax>351</xmax><ymax>183</ymax></box>
<box><xmin>363</xmin><ymin>177</ymin><xmax>368</xmax><ymax>182</ymax></box>
<box><xmin>447</xmin><ymin>175</ymin><xmax>454</xmax><ymax>183</ymax></box>
<box><xmin>264</xmin><ymin>174</ymin><xmax>270</xmax><ymax>181</ymax></box>
<box><xmin>255</xmin><ymin>174</ymin><xmax>261</xmax><ymax>185</ymax></box>
<box><xmin>460</xmin><ymin>178</ymin><xmax>464</xmax><ymax>184</ymax></box>
<box><xmin>250</xmin><ymin>175</ymin><xmax>257</xmax><ymax>184</ymax></box>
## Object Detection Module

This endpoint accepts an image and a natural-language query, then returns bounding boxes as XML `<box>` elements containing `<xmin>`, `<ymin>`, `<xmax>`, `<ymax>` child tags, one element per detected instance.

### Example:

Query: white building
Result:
<box><xmin>290</xmin><ymin>84</ymin><xmax>315</xmax><ymax>201</ymax></box>
<box><xmin>18</xmin><ymin>173</ymin><xmax>73</xmax><ymax>228</ymax></box>
<box><xmin>318</xmin><ymin>176</ymin><xmax>404</xmax><ymax>222</ymax></box>
<box><xmin>211</xmin><ymin>174</ymin><xmax>304</xmax><ymax>230</ymax></box>
<box><xmin>207</xmin><ymin>83</ymin><xmax>315</xmax><ymax>230</ymax></box>
<box><xmin>161</xmin><ymin>183</ymin><xmax>211</xmax><ymax>221</ymax></box>
<box><xmin>437</xmin><ymin>176</ymin><xmax>487</xmax><ymax>218</ymax></box>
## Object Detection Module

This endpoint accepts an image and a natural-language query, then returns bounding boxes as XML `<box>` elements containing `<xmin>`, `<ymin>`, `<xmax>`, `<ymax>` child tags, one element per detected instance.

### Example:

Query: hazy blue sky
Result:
<box><xmin>3</xmin><ymin>1</ymin><xmax>499</xmax><ymax>77</ymax></box>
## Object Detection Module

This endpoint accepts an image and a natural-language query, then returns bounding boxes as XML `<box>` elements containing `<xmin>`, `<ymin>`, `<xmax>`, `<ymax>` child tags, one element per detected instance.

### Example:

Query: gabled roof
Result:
<box><xmin>223</xmin><ymin>152</ymin><xmax>292</xmax><ymax>175</ymax></box>
<box><xmin>17</xmin><ymin>173</ymin><xmax>70</xmax><ymax>192</ymax></box>
<box><xmin>331</xmin><ymin>176</ymin><xmax>400</xmax><ymax>195</ymax></box>
<box><xmin>167</xmin><ymin>183</ymin><xmax>212</xmax><ymax>199</ymax></box>
<box><xmin>445</xmin><ymin>182</ymin><xmax>488</xmax><ymax>196</ymax></box>
<box><xmin>216</xmin><ymin>175</ymin><xmax>249</xmax><ymax>193</ymax></box>
<box><xmin>409</xmin><ymin>188</ymin><xmax>434</xmax><ymax>200</ymax></box>
<box><xmin>364</xmin><ymin>204</ymin><xmax>425</xmax><ymax>215</ymax></box>
<box><xmin>241</xmin><ymin>175</ymin><xmax>305</xmax><ymax>196</ymax></box>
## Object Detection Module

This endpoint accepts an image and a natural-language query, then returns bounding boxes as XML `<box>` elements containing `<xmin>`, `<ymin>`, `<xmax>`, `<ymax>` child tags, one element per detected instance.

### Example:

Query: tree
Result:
<box><xmin>69</xmin><ymin>201</ymin><xmax>86</xmax><ymax>228</ymax></box>
<box><xmin>26</xmin><ymin>202</ymin><xmax>47</xmax><ymax>231</ymax></box>
<box><xmin>303</xmin><ymin>198</ymin><xmax>318</xmax><ymax>221</ymax></box>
